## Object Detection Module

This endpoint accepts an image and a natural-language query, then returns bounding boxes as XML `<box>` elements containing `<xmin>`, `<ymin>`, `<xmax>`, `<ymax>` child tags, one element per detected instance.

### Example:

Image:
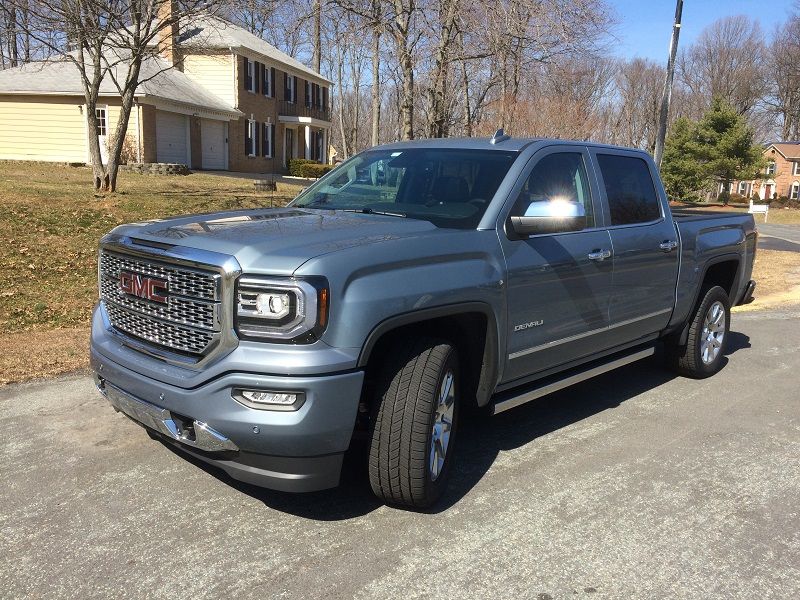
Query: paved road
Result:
<box><xmin>2</xmin><ymin>306</ymin><xmax>799</xmax><ymax>599</ymax></box>
<box><xmin>757</xmin><ymin>223</ymin><xmax>800</xmax><ymax>252</ymax></box>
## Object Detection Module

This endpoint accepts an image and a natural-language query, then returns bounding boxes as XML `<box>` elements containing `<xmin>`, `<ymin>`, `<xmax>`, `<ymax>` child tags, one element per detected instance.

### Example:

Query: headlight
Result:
<box><xmin>235</xmin><ymin>276</ymin><xmax>329</xmax><ymax>342</ymax></box>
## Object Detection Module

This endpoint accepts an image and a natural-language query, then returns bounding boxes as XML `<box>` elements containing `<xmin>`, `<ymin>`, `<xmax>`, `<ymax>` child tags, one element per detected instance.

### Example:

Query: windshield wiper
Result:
<box><xmin>341</xmin><ymin>207</ymin><xmax>407</xmax><ymax>218</ymax></box>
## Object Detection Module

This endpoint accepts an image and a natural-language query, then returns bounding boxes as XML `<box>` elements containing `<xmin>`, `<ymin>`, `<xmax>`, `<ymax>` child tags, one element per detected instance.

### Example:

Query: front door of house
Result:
<box><xmin>284</xmin><ymin>128</ymin><xmax>294</xmax><ymax>168</ymax></box>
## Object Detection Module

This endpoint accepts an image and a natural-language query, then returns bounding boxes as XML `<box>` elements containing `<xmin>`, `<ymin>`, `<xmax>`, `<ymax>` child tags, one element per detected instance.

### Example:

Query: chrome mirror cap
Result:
<box><xmin>510</xmin><ymin>199</ymin><xmax>587</xmax><ymax>236</ymax></box>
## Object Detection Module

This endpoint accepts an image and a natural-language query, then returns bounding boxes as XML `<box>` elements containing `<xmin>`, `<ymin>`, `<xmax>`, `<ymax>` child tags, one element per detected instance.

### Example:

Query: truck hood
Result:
<box><xmin>110</xmin><ymin>208</ymin><xmax>444</xmax><ymax>274</ymax></box>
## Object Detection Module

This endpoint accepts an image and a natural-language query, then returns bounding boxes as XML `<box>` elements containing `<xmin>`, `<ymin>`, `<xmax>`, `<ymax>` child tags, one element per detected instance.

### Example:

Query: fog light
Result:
<box><xmin>233</xmin><ymin>389</ymin><xmax>305</xmax><ymax>411</ymax></box>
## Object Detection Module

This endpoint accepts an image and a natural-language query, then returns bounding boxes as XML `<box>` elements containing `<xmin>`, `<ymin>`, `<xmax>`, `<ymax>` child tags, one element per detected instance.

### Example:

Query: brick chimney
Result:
<box><xmin>158</xmin><ymin>0</ymin><xmax>182</xmax><ymax>70</ymax></box>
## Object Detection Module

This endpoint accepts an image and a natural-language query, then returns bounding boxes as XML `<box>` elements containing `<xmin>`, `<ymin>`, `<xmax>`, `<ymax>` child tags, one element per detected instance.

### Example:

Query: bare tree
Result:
<box><xmin>612</xmin><ymin>58</ymin><xmax>664</xmax><ymax>151</ymax></box>
<box><xmin>766</xmin><ymin>11</ymin><xmax>800</xmax><ymax>140</ymax></box>
<box><xmin>678</xmin><ymin>15</ymin><xmax>766</xmax><ymax>117</ymax></box>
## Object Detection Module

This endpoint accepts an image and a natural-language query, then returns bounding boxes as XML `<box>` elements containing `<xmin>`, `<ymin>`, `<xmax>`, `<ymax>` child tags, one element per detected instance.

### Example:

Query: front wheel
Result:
<box><xmin>368</xmin><ymin>338</ymin><xmax>459</xmax><ymax>508</ymax></box>
<box><xmin>668</xmin><ymin>285</ymin><xmax>730</xmax><ymax>378</ymax></box>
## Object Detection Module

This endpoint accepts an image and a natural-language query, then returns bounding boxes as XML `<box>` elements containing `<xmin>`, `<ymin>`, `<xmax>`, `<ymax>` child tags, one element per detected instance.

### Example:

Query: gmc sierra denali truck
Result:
<box><xmin>91</xmin><ymin>133</ymin><xmax>757</xmax><ymax>508</ymax></box>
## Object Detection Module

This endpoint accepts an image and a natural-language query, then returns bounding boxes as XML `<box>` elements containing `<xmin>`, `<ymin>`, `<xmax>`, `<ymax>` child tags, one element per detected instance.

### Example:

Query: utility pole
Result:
<box><xmin>653</xmin><ymin>0</ymin><xmax>683</xmax><ymax>168</ymax></box>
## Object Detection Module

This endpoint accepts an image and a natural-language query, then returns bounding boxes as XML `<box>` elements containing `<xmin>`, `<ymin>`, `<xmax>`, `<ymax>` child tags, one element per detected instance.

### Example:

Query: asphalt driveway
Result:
<box><xmin>757</xmin><ymin>222</ymin><xmax>800</xmax><ymax>252</ymax></box>
<box><xmin>1</xmin><ymin>305</ymin><xmax>799</xmax><ymax>599</ymax></box>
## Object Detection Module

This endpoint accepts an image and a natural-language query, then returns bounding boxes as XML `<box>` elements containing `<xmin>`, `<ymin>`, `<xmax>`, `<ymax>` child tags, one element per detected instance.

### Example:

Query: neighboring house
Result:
<box><xmin>720</xmin><ymin>142</ymin><xmax>800</xmax><ymax>200</ymax></box>
<box><xmin>0</xmin><ymin>13</ymin><xmax>332</xmax><ymax>174</ymax></box>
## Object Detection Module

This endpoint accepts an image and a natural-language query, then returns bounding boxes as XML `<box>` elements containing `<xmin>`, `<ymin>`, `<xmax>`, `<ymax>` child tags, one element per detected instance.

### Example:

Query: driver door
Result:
<box><xmin>499</xmin><ymin>146</ymin><xmax>615</xmax><ymax>384</ymax></box>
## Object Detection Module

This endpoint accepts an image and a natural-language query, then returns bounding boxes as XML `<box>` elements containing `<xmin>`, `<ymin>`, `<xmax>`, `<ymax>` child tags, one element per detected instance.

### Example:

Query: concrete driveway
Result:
<box><xmin>1</xmin><ymin>306</ymin><xmax>799</xmax><ymax>599</ymax></box>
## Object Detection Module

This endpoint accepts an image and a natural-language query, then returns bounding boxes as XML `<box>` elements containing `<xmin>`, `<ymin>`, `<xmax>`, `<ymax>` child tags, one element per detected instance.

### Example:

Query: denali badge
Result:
<box><xmin>514</xmin><ymin>320</ymin><xmax>543</xmax><ymax>332</ymax></box>
<box><xmin>119</xmin><ymin>271</ymin><xmax>169</xmax><ymax>304</ymax></box>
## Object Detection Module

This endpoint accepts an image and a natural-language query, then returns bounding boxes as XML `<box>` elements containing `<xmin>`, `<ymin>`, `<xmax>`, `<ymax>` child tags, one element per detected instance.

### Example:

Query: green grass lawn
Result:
<box><xmin>0</xmin><ymin>162</ymin><xmax>299</xmax><ymax>334</ymax></box>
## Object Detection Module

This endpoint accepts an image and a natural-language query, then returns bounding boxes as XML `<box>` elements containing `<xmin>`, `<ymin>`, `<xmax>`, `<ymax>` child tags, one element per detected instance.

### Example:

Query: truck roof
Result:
<box><xmin>373</xmin><ymin>136</ymin><xmax>653</xmax><ymax>156</ymax></box>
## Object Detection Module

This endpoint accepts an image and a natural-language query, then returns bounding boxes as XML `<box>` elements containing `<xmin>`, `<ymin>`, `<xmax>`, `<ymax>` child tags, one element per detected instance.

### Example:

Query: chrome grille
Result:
<box><xmin>99</xmin><ymin>249</ymin><xmax>221</xmax><ymax>356</ymax></box>
<box><xmin>100</xmin><ymin>251</ymin><xmax>217</xmax><ymax>300</ymax></box>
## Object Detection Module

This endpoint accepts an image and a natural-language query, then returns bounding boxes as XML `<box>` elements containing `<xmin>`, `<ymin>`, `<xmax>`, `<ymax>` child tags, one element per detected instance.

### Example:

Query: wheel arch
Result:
<box><xmin>675</xmin><ymin>254</ymin><xmax>740</xmax><ymax>346</ymax></box>
<box><xmin>358</xmin><ymin>302</ymin><xmax>500</xmax><ymax>407</ymax></box>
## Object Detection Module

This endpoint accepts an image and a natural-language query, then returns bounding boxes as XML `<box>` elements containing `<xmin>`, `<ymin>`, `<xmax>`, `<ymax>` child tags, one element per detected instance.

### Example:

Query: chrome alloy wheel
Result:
<box><xmin>700</xmin><ymin>300</ymin><xmax>726</xmax><ymax>364</ymax></box>
<box><xmin>429</xmin><ymin>370</ymin><xmax>455</xmax><ymax>481</ymax></box>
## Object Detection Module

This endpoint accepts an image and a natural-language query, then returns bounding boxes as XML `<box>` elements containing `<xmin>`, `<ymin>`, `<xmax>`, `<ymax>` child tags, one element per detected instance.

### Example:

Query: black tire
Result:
<box><xmin>368</xmin><ymin>337</ymin><xmax>459</xmax><ymax>508</ymax></box>
<box><xmin>668</xmin><ymin>285</ymin><xmax>730</xmax><ymax>378</ymax></box>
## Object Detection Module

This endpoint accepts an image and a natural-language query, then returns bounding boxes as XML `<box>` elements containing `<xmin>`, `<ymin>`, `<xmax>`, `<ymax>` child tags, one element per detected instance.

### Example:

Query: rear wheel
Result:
<box><xmin>668</xmin><ymin>285</ymin><xmax>730</xmax><ymax>378</ymax></box>
<box><xmin>368</xmin><ymin>337</ymin><xmax>459</xmax><ymax>508</ymax></box>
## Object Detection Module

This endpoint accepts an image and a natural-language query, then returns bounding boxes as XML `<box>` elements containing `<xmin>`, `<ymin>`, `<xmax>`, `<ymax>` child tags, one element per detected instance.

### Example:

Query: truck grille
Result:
<box><xmin>99</xmin><ymin>249</ymin><xmax>221</xmax><ymax>356</ymax></box>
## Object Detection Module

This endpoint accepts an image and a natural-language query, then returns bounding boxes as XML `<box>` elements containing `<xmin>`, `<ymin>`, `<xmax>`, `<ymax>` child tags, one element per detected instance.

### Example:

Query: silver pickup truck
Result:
<box><xmin>91</xmin><ymin>133</ymin><xmax>756</xmax><ymax>508</ymax></box>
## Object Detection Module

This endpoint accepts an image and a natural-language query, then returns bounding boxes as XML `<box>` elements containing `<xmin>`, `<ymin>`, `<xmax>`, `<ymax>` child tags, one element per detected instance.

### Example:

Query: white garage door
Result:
<box><xmin>155</xmin><ymin>110</ymin><xmax>188</xmax><ymax>164</ymax></box>
<box><xmin>201</xmin><ymin>119</ymin><xmax>226</xmax><ymax>170</ymax></box>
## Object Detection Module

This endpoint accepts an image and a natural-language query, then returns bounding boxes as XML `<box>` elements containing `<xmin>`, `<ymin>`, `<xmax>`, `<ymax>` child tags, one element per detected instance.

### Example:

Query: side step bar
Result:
<box><xmin>490</xmin><ymin>346</ymin><xmax>655</xmax><ymax>415</ymax></box>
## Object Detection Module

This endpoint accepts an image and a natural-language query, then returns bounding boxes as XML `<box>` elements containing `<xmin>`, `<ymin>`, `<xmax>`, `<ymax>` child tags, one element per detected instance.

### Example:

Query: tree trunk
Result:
<box><xmin>426</xmin><ymin>0</ymin><xmax>458</xmax><ymax>138</ymax></box>
<box><xmin>312</xmin><ymin>0</ymin><xmax>321</xmax><ymax>72</ymax></box>
<box><xmin>371</xmin><ymin>21</ymin><xmax>381</xmax><ymax>146</ymax></box>
<box><xmin>397</xmin><ymin>41</ymin><xmax>414</xmax><ymax>140</ymax></box>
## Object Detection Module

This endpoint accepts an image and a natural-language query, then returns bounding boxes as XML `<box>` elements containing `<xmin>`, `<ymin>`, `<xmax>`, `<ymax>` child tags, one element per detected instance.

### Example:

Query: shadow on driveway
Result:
<box><xmin>162</xmin><ymin>332</ymin><xmax>751</xmax><ymax>520</ymax></box>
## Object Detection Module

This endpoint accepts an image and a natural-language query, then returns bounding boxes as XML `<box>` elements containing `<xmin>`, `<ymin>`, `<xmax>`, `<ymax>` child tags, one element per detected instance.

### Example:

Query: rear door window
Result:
<box><xmin>596</xmin><ymin>154</ymin><xmax>661</xmax><ymax>226</ymax></box>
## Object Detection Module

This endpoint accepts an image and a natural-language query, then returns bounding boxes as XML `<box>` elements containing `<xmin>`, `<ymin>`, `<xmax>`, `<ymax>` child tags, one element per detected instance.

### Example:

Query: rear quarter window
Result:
<box><xmin>596</xmin><ymin>154</ymin><xmax>661</xmax><ymax>226</ymax></box>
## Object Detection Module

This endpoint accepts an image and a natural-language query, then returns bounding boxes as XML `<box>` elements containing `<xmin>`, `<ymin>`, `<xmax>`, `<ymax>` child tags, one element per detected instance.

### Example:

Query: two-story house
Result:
<box><xmin>0</xmin><ymin>13</ymin><xmax>332</xmax><ymax>174</ymax></box>
<box><xmin>720</xmin><ymin>142</ymin><xmax>800</xmax><ymax>201</ymax></box>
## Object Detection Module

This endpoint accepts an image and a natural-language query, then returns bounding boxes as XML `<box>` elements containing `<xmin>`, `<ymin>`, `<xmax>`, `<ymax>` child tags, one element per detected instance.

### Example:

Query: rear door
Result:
<box><xmin>499</xmin><ymin>145</ymin><xmax>616</xmax><ymax>384</ymax></box>
<box><xmin>590</xmin><ymin>150</ymin><xmax>679</xmax><ymax>345</ymax></box>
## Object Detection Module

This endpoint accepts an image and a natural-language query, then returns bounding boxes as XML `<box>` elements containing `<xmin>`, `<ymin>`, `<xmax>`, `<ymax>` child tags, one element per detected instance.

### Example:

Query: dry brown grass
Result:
<box><xmin>0</xmin><ymin>327</ymin><xmax>89</xmax><ymax>384</ymax></box>
<box><xmin>733</xmin><ymin>249</ymin><xmax>800</xmax><ymax>312</ymax></box>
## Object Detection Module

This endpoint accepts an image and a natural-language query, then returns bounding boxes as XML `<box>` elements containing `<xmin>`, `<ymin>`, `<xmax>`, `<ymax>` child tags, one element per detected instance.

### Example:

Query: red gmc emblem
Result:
<box><xmin>119</xmin><ymin>271</ymin><xmax>169</xmax><ymax>304</ymax></box>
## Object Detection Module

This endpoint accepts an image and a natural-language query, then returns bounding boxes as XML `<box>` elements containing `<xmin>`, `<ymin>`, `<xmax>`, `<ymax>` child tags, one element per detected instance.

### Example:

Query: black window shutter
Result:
<box><xmin>243</xmin><ymin>57</ymin><xmax>249</xmax><ymax>91</ymax></box>
<box><xmin>244</xmin><ymin>120</ymin><xmax>250</xmax><ymax>155</ymax></box>
<box><xmin>254</xmin><ymin>121</ymin><xmax>259</xmax><ymax>156</ymax></box>
<box><xmin>293</xmin><ymin>76</ymin><xmax>298</xmax><ymax>102</ymax></box>
<box><xmin>262</xmin><ymin>64</ymin><xmax>267</xmax><ymax>95</ymax></box>
<box><xmin>284</xmin><ymin>72</ymin><xmax>289</xmax><ymax>101</ymax></box>
<box><xmin>322</xmin><ymin>87</ymin><xmax>328</xmax><ymax>111</ymax></box>
<box><xmin>270</xmin><ymin>68</ymin><xmax>275</xmax><ymax>97</ymax></box>
<box><xmin>261</xmin><ymin>123</ymin><xmax>267</xmax><ymax>156</ymax></box>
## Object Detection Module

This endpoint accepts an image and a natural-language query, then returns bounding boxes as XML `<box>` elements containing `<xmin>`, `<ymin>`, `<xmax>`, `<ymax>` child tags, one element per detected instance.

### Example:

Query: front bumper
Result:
<box><xmin>90</xmin><ymin>348</ymin><xmax>364</xmax><ymax>492</ymax></box>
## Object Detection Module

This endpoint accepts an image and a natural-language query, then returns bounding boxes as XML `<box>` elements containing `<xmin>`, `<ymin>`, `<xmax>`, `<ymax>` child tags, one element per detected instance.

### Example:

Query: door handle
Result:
<box><xmin>659</xmin><ymin>240</ymin><xmax>678</xmax><ymax>252</ymax></box>
<box><xmin>588</xmin><ymin>249</ymin><xmax>612</xmax><ymax>261</ymax></box>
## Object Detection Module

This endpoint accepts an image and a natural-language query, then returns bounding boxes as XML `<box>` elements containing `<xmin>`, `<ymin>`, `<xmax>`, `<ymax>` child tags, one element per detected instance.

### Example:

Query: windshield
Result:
<box><xmin>290</xmin><ymin>148</ymin><xmax>518</xmax><ymax>229</ymax></box>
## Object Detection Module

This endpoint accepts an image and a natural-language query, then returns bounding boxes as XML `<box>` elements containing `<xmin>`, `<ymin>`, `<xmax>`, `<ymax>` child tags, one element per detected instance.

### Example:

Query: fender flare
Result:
<box><xmin>357</xmin><ymin>302</ymin><xmax>500</xmax><ymax>407</ymax></box>
<box><xmin>674</xmin><ymin>253</ymin><xmax>741</xmax><ymax>346</ymax></box>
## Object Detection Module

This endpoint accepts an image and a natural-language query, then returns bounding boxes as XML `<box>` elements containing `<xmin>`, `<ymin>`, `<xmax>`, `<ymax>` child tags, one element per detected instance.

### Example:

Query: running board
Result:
<box><xmin>490</xmin><ymin>346</ymin><xmax>655</xmax><ymax>415</ymax></box>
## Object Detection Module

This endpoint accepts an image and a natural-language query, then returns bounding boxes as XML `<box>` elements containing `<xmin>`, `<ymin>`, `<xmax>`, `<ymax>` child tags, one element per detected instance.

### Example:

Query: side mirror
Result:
<box><xmin>509</xmin><ymin>200</ymin><xmax>587</xmax><ymax>236</ymax></box>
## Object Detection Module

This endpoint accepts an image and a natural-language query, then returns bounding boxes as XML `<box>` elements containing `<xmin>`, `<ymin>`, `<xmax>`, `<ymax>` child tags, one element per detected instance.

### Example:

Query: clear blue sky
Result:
<box><xmin>609</xmin><ymin>0</ymin><xmax>797</xmax><ymax>61</ymax></box>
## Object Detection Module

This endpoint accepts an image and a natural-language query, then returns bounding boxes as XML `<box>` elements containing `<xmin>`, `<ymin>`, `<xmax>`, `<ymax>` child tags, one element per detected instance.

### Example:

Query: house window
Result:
<box><xmin>305</xmin><ymin>81</ymin><xmax>312</xmax><ymax>108</ymax></box>
<box><xmin>766</xmin><ymin>161</ymin><xmax>776</xmax><ymax>175</ymax></box>
<box><xmin>262</xmin><ymin>64</ymin><xmax>272</xmax><ymax>97</ymax></box>
<box><xmin>285</xmin><ymin>74</ymin><xmax>296</xmax><ymax>103</ymax></box>
<box><xmin>738</xmin><ymin>181</ymin><xmax>748</xmax><ymax>195</ymax></box>
<box><xmin>794</xmin><ymin>162</ymin><xmax>800</xmax><ymax>176</ymax></box>
<box><xmin>245</xmin><ymin>119</ymin><xmax>257</xmax><ymax>156</ymax></box>
<box><xmin>262</xmin><ymin>123</ymin><xmax>273</xmax><ymax>157</ymax></box>
<box><xmin>95</xmin><ymin>107</ymin><xmax>107</xmax><ymax>136</ymax></box>
<box><xmin>244</xmin><ymin>57</ymin><xmax>256</xmax><ymax>93</ymax></box>
<box><xmin>792</xmin><ymin>182</ymin><xmax>799</xmax><ymax>200</ymax></box>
